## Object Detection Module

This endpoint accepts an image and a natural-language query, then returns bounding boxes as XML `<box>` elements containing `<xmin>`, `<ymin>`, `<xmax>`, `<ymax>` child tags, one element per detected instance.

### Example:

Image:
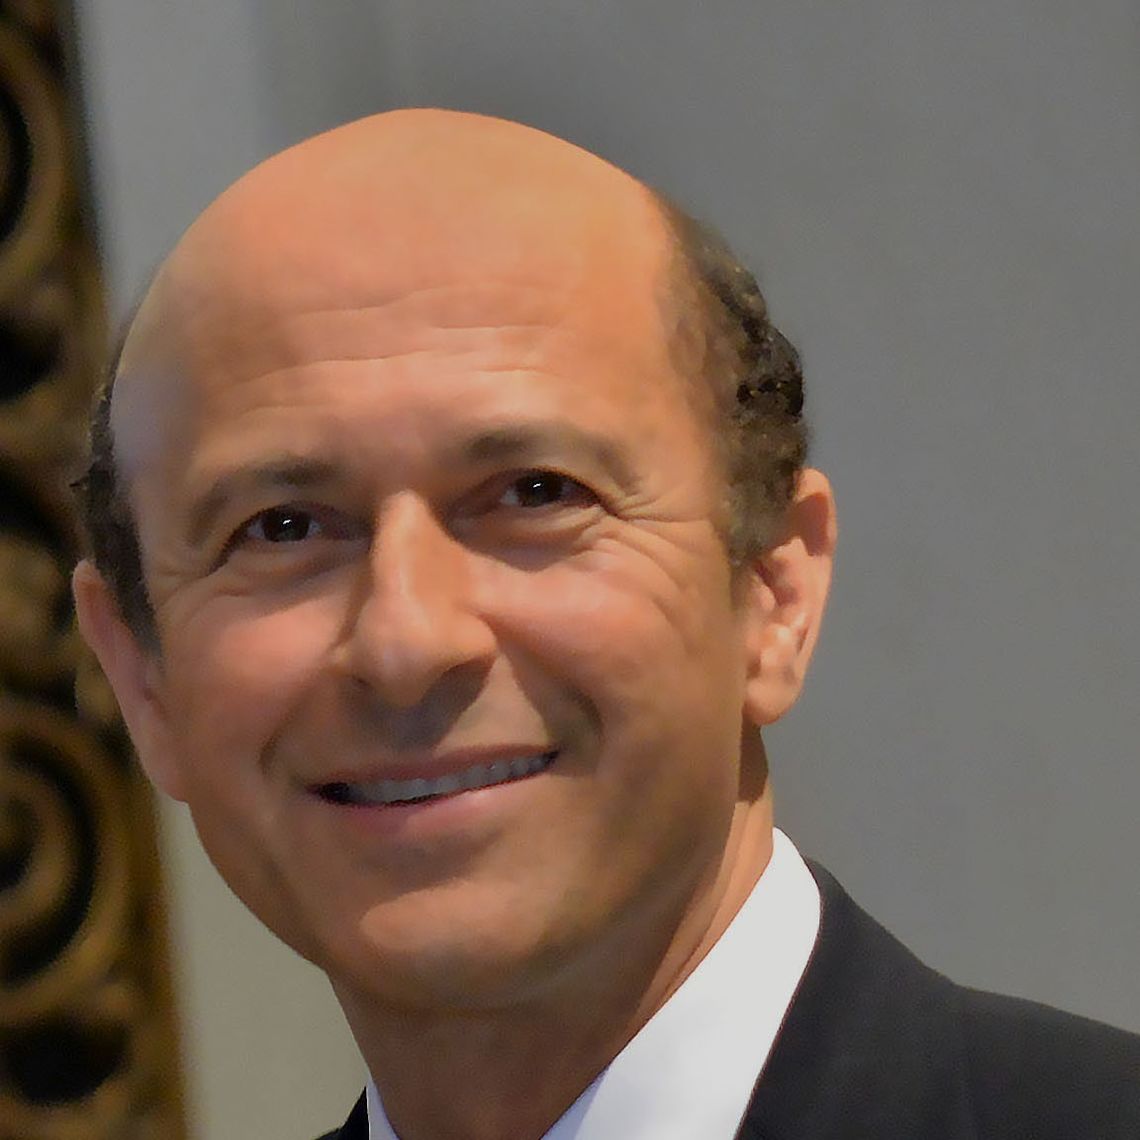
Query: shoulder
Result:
<box><xmin>782</xmin><ymin>861</ymin><xmax>1140</xmax><ymax>1138</ymax></box>
<box><xmin>955</xmin><ymin>985</ymin><xmax>1140</xmax><ymax>1139</ymax></box>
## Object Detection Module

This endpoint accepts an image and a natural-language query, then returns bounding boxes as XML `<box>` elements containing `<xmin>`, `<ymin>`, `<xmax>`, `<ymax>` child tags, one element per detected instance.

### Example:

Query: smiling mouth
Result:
<box><xmin>317</xmin><ymin>750</ymin><xmax>559</xmax><ymax>807</ymax></box>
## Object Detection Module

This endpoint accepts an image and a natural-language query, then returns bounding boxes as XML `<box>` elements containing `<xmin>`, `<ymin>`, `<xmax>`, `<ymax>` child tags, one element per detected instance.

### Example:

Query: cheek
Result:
<box><xmin>159</xmin><ymin>593</ymin><xmax>345</xmax><ymax>766</ymax></box>
<box><xmin>492</xmin><ymin>552</ymin><xmax>748</xmax><ymax>782</ymax></box>
<box><xmin>499</xmin><ymin>543</ymin><xmax>745</xmax><ymax>687</ymax></box>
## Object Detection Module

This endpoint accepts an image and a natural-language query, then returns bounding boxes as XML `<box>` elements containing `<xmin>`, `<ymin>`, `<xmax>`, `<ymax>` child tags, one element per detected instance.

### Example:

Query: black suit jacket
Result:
<box><xmin>321</xmin><ymin>863</ymin><xmax>1140</xmax><ymax>1139</ymax></box>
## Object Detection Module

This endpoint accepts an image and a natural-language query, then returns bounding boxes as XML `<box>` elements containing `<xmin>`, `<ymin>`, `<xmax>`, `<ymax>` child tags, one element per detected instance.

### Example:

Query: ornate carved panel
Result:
<box><xmin>0</xmin><ymin>3</ymin><xmax>185</xmax><ymax>1137</ymax></box>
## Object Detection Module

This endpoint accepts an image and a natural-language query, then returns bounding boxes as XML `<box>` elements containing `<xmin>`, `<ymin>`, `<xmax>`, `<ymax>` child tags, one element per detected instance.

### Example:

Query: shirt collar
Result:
<box><xmin>368</xmin><ymin>829</ymin><xmax>820</xmax><ymax>1140</ymax></box>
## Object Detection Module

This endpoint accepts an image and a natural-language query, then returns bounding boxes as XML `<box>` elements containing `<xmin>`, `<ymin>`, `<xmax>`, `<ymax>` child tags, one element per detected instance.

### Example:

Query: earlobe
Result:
<box><xmin>741</xmin><ymin>468</ymin><xmax>837</xmax><ymax>726</ymax></box>
<box><xmin>71</xmin><ymin>561</ymin><xmax>186</xmax><ymax>801</ymax></box>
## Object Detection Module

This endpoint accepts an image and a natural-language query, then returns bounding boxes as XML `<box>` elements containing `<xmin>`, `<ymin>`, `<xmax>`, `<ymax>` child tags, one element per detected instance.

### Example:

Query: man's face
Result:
<box><xmin>96</xmin><ymin>126</ymin><xmax>781</xmax><ymax>1014</ymax></box>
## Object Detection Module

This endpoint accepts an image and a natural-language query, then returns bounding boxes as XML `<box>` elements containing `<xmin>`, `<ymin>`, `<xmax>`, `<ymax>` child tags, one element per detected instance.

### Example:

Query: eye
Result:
<box><xmin>243</xmin><ymin>505</ymin><xmax>322</xmax><ymax>543</ymax></box>
<box><xmin>500</xmin><ymin>471</ymin><xmax>591</xmax><ymax>509</ymax></box>
<box><xmin>225</xmin><ymin>503</ymin><xmax>365</xmax><ymax>557</ymax></box>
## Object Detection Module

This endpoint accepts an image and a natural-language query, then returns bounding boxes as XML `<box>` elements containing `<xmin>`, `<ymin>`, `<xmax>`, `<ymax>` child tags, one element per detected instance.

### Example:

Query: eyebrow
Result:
<box><xmin>459</xmin><ymin>422</ymin><xmax>635</xmax><ymax>486</ymax></box>
<box><xmin>185</xmin><ymin>457</ymin><xmax>342</xmax><ymax>548</ymax></box>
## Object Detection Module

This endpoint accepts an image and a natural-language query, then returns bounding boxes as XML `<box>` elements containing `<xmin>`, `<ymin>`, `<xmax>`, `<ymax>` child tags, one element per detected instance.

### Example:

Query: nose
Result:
<box><xmin>335</xmin><ymin>493</ymin><xmax>496</xmax><ymax>708</ymax></box>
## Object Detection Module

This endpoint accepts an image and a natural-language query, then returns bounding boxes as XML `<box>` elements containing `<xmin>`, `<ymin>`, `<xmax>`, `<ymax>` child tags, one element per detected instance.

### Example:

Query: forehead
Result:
<box><xmin>113</xmin><ymin>118</ymin><xmax>694</xmax><ymax>473</ymax></box>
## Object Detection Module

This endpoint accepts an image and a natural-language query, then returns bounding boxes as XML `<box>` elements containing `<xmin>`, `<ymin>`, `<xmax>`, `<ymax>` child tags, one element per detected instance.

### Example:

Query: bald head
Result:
<box><xmin>79</xmin><ymin>109</ymin><xmax>807</xmax><ymax>643</ymax></box>
<box><xmin>120</xmin><ymin>110</ymin><xmax>666</xmax><ymax>401</ymax></box>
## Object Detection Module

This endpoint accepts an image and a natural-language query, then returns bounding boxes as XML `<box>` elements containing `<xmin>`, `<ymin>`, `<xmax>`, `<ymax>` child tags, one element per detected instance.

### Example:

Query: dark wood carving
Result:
<box><xmin>0</xmin><ymin>3</ymin><xmax>186</xmax><ymax>1137</ymax></box>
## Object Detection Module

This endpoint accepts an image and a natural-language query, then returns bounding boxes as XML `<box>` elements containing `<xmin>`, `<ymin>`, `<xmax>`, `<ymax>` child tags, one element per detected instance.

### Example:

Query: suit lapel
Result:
<box><xmin>326</xmin><ymin>1092</ymin><xmax>368</xmax><ymax>1139</ymax></box>
<box><xmin>738</xmin><ymin>863</ymin><xmax>980</xmax><ymax>1140</ymax></box>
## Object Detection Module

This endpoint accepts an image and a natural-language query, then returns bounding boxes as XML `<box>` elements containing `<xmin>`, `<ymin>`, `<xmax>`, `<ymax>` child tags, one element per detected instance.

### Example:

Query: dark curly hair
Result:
<box><xmin>73</xmin><ymin>199</ymin><xmax>807</xmax><ymax>646</ymax></box>
<box><xmin>657</xmin><ymin>198</ymin><xmax>808</xmax><ymax>563</ymax></box>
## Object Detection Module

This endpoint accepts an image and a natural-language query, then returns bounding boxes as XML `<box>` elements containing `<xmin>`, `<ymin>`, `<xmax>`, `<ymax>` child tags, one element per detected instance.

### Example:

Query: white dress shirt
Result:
<box><xmin>367</xmin><ymin>829</ymin><xmax>820</xmax><ymax>1140</ymax></box>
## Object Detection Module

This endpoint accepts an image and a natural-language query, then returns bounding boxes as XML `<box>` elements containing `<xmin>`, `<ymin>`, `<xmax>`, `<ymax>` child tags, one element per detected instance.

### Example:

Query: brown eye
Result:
<box><xmin>247</xmin><ymin>506</ymin><xmax>319</xmax><ymax>543</ymax></box>
<box><xmin>503</xmin><ymin>472</ymin><xmax>582</xmax><ymax>508</ymax></box>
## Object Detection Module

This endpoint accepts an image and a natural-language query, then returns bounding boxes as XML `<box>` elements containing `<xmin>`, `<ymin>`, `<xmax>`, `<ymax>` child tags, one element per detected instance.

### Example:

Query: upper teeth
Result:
<box><xmin>325</xmin><ymin>751</ymin><xmax>556</xmax><ymax>806</ymax></box>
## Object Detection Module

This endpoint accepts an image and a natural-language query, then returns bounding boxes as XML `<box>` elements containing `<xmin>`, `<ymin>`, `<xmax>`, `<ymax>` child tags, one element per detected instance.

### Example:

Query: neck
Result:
<box><xmin>336</xmin><ymin>761</ymin><xmax>774</xmax><ymax>1140</ymax></box>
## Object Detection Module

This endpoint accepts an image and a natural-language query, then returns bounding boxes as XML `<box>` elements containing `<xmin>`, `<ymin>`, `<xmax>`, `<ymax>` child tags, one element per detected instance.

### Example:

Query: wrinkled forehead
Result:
<box><xmin>113</xmin><ymin>111</ymin><xmax>681</xmax><ymax>472</ymax></box>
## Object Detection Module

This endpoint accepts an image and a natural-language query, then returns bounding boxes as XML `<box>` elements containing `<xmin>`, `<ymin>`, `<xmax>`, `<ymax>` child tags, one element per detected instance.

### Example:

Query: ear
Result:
<box><xmin>740</xmin><ymin>468</ymin><xmax>837</xmax><ymax>726</ymax></box>
<box><xmin>71</xmin><ymin>560</ymin><xmax>187</xmax><ymax>801</ymax></box>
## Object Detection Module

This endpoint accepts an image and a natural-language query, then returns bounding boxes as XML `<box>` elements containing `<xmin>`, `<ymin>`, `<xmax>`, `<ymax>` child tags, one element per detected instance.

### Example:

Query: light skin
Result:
<box><xmin>73</xmin><ymin>110</ymin><xmax>836</xmax><ymax>1140</ymax></box>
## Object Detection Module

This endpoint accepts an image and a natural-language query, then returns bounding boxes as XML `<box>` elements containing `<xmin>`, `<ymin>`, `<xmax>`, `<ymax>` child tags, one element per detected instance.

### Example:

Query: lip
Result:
<box><xmin>306</xmin><ymin>745</ymin><xmax>560</xmax><ymax>790</ymax></box>
<box><xmin>297</xmin><ymin>747</ymin><xmax>560</xmax><ymax>840</ymax></box>
<box><xmin>305</xmin><ymin>747</ymin><xmax>560</xmax><ymax>813</ymax></box>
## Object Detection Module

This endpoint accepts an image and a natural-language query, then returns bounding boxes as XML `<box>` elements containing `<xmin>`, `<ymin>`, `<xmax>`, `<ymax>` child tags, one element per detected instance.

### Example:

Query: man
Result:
<box><xmin>72</xmin><ymin>109</ymin><xmax>1138</xmax><ymax>1139</ymax></box>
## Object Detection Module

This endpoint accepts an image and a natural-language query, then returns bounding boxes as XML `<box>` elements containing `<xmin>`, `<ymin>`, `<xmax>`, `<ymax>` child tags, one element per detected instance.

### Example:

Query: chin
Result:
<box><xmin>319</xmin><ymin>908</ymin><xmax>583</xmax><ymax>1014</ymax></box>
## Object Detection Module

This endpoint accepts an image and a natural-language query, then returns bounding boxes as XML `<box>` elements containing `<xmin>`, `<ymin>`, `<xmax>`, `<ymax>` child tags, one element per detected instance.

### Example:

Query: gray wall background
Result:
<box><xmin>73</xmin><ymin>3</ymin><xmax>1139</xmax><ymax>1136</ymax></box>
